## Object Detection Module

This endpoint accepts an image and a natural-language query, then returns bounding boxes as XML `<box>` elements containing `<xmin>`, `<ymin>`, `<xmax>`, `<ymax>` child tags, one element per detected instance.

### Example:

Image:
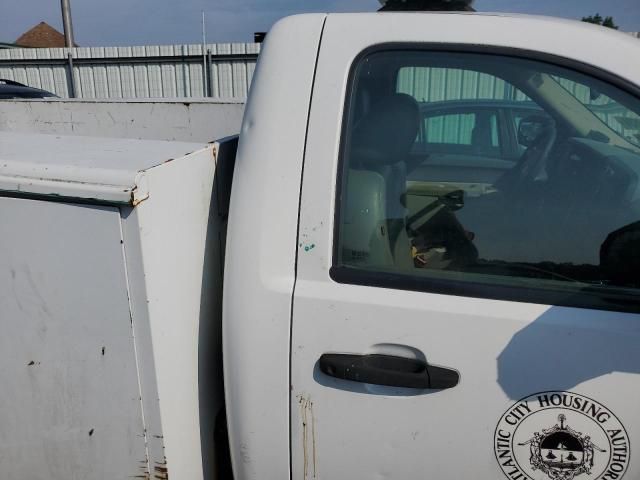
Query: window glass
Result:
<box><xmin>551</xmin><ymin>76</ymin><xmax>640</xmax><ymax>148</ymax></box>
<box><xmin>425</xmin><ymin>112</ymin><xmax>475</xmax><ymax>145</ymax></box>
<box><xmin>335</xmin><ymin>50</ymin><xmax>640</xmax><ymax>307</ymax></box>
<box><xmin>420</xmin><ymin>110</ymin><xmax>501</xmax><ymax>158</ymax></box>
<box><xmin>490</xmin><ymin>114</ymin><xmax>499</xmax><ymax>147</ymax></box>
<box><xmin>399</xmin><ymin>66</ymin><xmax>527</xmax><ymax>157</ymax></box>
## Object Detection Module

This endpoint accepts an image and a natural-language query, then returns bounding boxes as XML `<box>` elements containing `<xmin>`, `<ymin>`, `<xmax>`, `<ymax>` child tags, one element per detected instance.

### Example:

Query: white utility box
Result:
<box><xmin>0</xmin><ymin>131</ymin><xmax>235</xmax><ymax>480</ymax></box>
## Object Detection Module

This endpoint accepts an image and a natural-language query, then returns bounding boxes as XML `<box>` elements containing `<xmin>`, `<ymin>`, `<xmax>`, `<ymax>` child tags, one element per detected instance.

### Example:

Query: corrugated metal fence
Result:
<box><xmin>0</xmin><ymin>43</ymin><xmax>260</xmax><ymax>100</ymax></box>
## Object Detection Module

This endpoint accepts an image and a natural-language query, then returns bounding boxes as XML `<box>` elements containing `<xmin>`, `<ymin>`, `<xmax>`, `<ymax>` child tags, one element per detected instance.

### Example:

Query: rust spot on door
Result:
<box><xmin>298</xmin><ymin>394</ymin><xmax>317</xmax><ymax>479</ymax></box>
<box><xmin>153</xmin><ymin>460</ymin><xmax>169</xmax><ymax>480</ymax></box>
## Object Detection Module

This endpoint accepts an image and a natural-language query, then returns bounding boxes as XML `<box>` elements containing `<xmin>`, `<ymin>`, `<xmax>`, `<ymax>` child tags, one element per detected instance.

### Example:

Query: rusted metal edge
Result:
<box><xmin>132</xmin><ymin>172</ymin><xmax>150</xmax><ymax>206</ymax></box>
<box><xmin>131</xmin><ymin>143</ymin><xmax>218</xmax><ymax>207</ymax></box>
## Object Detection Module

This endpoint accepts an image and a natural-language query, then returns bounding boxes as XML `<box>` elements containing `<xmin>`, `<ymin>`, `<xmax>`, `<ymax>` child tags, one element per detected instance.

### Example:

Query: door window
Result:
<box><xmin>334</xmin><ymin>49</ymin><xmax>640</xmax><ymax>311</ymax></box>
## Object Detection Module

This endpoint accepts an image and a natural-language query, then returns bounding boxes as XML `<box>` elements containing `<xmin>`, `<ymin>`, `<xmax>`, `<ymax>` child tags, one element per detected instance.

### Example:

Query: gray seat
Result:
<box><xmin>341</xmin><ymin>93</ymin><xmax>420</xmax><ymax>270</ymax></box>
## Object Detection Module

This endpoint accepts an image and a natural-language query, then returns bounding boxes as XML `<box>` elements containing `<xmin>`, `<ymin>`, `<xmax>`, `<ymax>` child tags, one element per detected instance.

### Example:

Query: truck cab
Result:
<box><xmin>224</xmin><ymin>12</ymin><xmax>640</xmax><ymax>480</ymax></box>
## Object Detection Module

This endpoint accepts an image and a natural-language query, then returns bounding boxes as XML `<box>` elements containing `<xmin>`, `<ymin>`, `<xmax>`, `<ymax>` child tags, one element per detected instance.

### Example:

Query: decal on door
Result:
<box><xmin>494</xmin><ymin>391</ymin><xmax>629</xmax><ymax>480</ymax></box>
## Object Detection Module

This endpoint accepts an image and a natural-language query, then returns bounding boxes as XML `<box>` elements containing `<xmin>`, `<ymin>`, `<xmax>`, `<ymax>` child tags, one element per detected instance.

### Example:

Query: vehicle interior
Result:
<box><xmin>339</xmin><ymin>50</ymin><xmax>640</xmax><ymax>294</ymax></box>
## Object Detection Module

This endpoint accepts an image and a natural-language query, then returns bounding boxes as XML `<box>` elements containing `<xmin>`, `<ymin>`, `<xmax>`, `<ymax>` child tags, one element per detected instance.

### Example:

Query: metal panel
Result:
<box><xmin>0</xmin><ymin>100</ymin><xmax>245</xmax><ymax>143</ymax></box>
<box><xmin>0</xmin><ymin>131</ymin><xmax>206</xmax><ymax>202</ymax></box>
<box><xmin>131</xmin><ymin>145</ymin><xmax>222</xmax><ymax>480</ymax></box>
<box><xmin>222</xmin><ymin>14</ymin><xmax>327</xmax><ymax>480</ymax></box>
<box><xmin>0</xmin><ymin>197</ymin><xmax>147</xmax><ymax>479</ymax></box>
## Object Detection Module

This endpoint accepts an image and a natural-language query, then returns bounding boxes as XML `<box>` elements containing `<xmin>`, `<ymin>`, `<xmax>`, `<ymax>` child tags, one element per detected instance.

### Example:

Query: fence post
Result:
<box><xmin>206</xmin><ymin>49</ymin><xmax>213</xmax><ymax>97</ymax></box>
<box><xmin>67</xmin><ymin>52</ymin><xmax>77</xmax><ymax>98</ymax></box>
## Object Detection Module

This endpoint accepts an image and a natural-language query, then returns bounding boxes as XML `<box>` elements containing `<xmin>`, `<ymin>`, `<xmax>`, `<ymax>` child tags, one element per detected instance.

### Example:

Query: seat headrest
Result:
<box><xmin>350</xmin><ymin>93</ymin><xmax>420</xmax><ymax>167</ymax></box>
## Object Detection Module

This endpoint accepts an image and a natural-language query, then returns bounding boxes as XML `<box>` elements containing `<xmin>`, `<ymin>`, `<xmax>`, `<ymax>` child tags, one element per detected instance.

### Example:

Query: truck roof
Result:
<box><xmin>0</xmin><ymin>131</ymin><xmax>208</xmax><ymax>204</ymax></box>
<box><xmin>322</xmin><ymin>11</ymin><xmax>637</xmax><ymax>43</ymax></box>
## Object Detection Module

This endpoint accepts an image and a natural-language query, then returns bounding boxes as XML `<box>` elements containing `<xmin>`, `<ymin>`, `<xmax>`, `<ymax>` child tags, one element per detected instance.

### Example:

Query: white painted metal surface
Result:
<box><xmin>0</xmin><ymin>99</ymin><xmax>244</xmax><ymax>142</ymax></box>
<box><xmin>0</xmin><ymin>43</ymin><xmax>259</xmax><ymax>100</ymax></box>
<box><xmin>291</xmin><ymin>12</ymin><xmax>640</xmax><ymax>480</ymax></box>
<box><xmin>222</xmin><ymin>13</ymin><xmax>326</xmax><ymax>480</ymax></box>
<box><xmin>0</xmin><ymin>131</ymin><xmax>205</xmax><ymax>202</ymax></box>
<box><xmin>0</xmin><ymin>133</ymin><xmax>227</xmax><ymax>479</ymax></box>
<box><xmin>0</xmin><ymin>198</ymin><xmax>146</xmax><ymax>479</ymax></box>
<box><xmin>124</xmin><ymin>142</ymin><xmax>226</xmax><ymax>480</ymax></box>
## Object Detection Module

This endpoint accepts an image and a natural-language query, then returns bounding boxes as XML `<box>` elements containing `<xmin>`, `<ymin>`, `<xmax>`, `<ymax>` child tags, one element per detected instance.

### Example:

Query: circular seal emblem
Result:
<box><xmin>494</xmin><ymin>391</ymin><xmax>630</xmax><ymax>480</ymax></box>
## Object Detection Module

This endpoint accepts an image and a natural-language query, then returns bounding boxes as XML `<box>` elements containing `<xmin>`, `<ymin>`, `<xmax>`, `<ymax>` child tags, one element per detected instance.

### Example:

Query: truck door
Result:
<box><xmin>291</xmin><ymin>14</ymin><xmax>640</xmax><ymax>480</ymax></box>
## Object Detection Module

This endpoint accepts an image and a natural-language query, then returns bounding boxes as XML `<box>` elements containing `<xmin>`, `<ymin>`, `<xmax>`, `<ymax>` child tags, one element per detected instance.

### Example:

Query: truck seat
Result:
<box><xmin>341</xmin><ymin>93</ymin><xmax>420</xmax><ymax>270</ymax></box>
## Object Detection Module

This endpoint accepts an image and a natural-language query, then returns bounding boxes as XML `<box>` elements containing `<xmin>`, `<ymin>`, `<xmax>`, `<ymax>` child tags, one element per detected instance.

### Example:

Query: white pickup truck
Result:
<box><xmin>1</xmin><ymin>11</ymin><xmax>639</xmax><ymax>480</ymax></box>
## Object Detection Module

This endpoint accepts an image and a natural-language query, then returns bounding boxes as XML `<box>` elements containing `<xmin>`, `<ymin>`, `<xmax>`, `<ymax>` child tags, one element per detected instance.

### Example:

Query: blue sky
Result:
<box><xmin>2</xmin><ymin>0</ymin><xmax>639</xmax><ymax>46</ymax></box>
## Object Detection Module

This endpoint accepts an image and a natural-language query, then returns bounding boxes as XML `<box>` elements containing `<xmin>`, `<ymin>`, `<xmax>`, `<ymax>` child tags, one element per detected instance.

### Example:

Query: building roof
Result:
<box><xmin>15</xmin><ymin>22</ymin><xmax>69</xmax><ymax>48</ymax></box>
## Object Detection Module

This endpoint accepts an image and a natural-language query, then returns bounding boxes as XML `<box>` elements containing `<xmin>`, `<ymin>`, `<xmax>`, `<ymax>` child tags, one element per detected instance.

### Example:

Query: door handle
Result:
<box><xmin>319</xmin><ymin>353</ymin><xmax>459</xmax><ymax>389</ymax></box>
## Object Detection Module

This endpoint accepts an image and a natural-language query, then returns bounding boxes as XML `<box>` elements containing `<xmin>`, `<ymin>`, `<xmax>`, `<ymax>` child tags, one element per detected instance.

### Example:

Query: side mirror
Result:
<box><xmin>517</xmin><ymin>115</ymin><xmax>551</xmax><ymax>148</ymax></box>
